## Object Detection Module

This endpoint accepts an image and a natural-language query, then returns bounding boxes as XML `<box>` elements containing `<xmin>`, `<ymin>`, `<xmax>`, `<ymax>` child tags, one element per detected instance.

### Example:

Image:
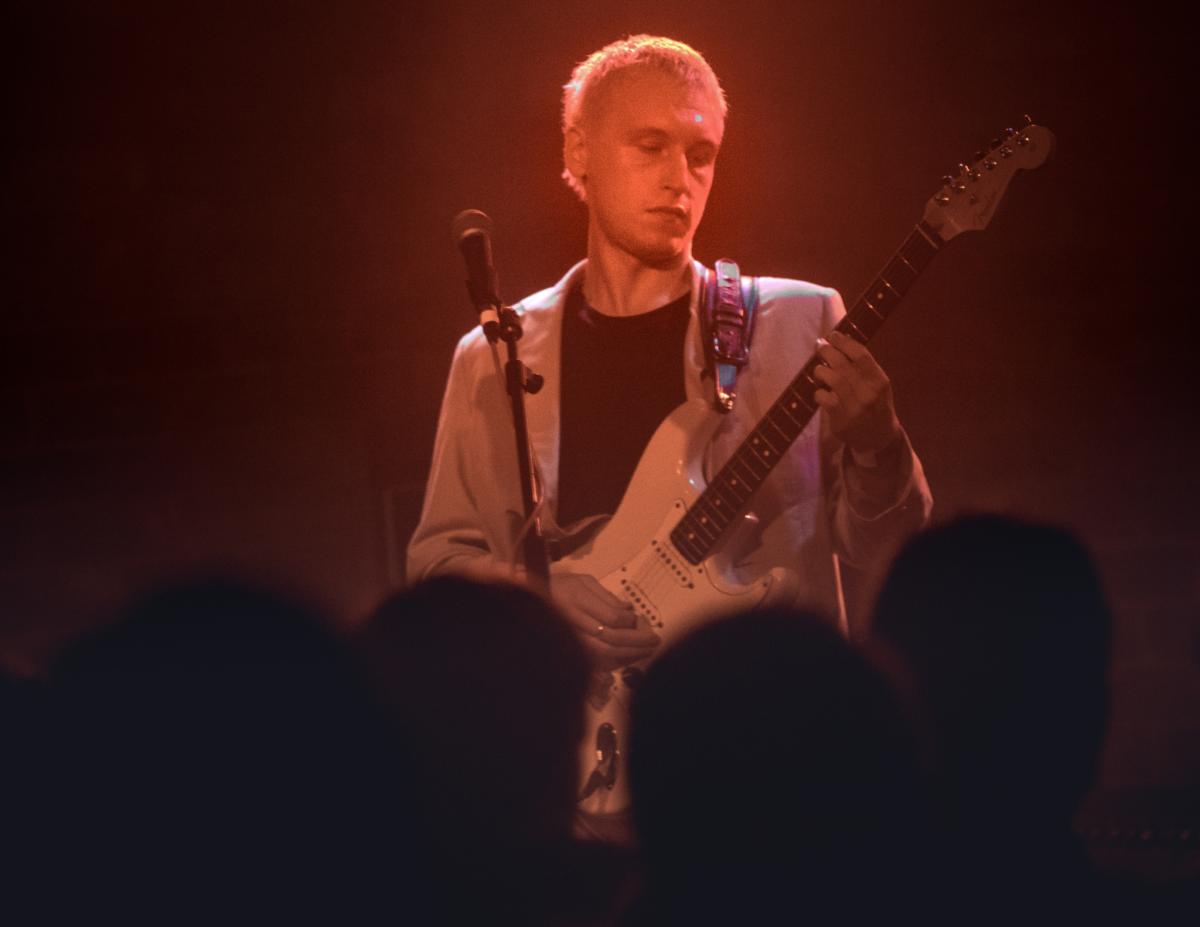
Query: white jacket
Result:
<box><xmin>407</xmin><ymin>259</ymin><xmax>932</xmax><ymax>626</ymax></box>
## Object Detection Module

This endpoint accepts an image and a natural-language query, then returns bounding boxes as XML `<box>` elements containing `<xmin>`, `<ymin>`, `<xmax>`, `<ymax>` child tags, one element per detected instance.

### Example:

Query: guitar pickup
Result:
<box><xmin>617</xmin><ymin>576</ymin><xmax>664</xmax><ymax>630</ymax></box>
<box><xmin>649</xmin><ymin>539</ymin><xmax>696</xmax><ymax>589</ymax></box>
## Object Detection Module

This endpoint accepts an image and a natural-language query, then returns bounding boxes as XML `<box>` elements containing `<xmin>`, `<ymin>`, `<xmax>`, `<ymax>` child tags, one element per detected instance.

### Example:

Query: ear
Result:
<box><xmin>563</xmin><ymin>124</ymin><xmax>587</xmax><ymax>188</ymax></box>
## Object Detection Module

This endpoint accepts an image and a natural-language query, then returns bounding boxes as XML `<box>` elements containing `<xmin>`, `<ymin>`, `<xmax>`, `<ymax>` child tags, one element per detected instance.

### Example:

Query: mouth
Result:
<box><xmin>647</xmin><ymin>206</ymin><xmax>690</xmax><ymax>224</ymax></box>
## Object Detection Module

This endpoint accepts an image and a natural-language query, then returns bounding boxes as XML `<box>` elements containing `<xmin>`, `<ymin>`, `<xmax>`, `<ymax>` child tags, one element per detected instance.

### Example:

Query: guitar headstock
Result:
<box><xmin>922</xmin><ymin>117</ymin><xmax>1055</xmax><ymax>242</ymax></box>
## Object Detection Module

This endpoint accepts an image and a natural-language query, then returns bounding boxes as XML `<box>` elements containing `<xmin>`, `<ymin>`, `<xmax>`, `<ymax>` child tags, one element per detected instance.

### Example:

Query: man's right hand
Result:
<box><xmin>549</xmin><ymin>572</ymin><xmax>661</xmax><ymax>671</ymax></box>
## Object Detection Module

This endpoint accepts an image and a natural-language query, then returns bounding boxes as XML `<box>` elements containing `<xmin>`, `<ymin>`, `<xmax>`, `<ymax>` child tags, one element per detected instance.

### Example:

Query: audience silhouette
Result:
<box><xmin>3</xmin><ymin>519</ymin><xmax>1189</xmax><ymax>922</ymax></box>
<box><xmin>35</xmin><ymin>578</ymin><xmax>425</xmax><ymax>919</ymax></box>
<box><xmin>626</xmin><ymin>606</ymin><xmax>934</xmax><ymax>924</ymax></box>
<box><xmin>871</xmin><ymin>514</ymin><xmax>1115</xmax><ymax>916</ymax></box>
<box><xmin>356</xmin><ymin>575</ymin><xmax>626</xmax><ymax>925</ymax></box>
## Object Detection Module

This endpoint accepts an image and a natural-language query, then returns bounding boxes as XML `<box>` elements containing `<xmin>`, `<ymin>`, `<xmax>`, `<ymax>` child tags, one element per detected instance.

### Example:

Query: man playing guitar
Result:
<box><xmin>407</xmin><ymin>34</ymin><xmax>932</xmax><ymax>836</ymax></box>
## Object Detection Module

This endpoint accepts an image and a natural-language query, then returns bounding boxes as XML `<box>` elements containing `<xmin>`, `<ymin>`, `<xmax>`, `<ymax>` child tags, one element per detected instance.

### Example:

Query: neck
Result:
<box><xmin>581</xmin><ymin>228</ymin><xmax>693</xmax><ymax>317</ymax></box>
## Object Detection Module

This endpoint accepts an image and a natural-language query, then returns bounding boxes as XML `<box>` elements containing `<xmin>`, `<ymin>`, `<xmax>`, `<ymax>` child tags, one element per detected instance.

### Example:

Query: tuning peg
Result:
<box><xmin>934</xmin><ymin>192</ymin><xmax>951</xmax><ymax>205</ymax></box>
<box><xmin>1023</xmin><ymin>113</ymin><xmax>1035</xmax><ymax>126</ymax></box>
<box><xmin>984</xmin><ymin>158</ymin><xmax>997</xmax><ymax>170</ymax></box>
<box><xmin>1003</xmin><ymin>127</ymin><xmax>1017</xmax><ymax>138</ymax></box>
<box><xmin>941</xmin><ymin>174</ymin><xmax>955</xmax><ymax>186</ymax></box>
<box><xmin>959</xmin><ymin>162</ymin><xmax>980</xmax><ymax>181</ymax></box>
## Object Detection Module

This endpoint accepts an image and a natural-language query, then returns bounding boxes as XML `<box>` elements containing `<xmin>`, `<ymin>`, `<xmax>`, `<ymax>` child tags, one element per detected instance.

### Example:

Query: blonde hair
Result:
<box><xmin>561</xmin><ymin>35</ymin><xmax>727</xmax><ymax>201</ymax></box>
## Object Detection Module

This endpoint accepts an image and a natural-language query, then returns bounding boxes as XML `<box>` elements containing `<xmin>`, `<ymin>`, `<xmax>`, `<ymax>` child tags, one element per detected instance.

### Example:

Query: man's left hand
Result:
<box><xmin>812</xmin><ymin>330</ymin><xmax>902</xmax><ymax>453</ymax></box>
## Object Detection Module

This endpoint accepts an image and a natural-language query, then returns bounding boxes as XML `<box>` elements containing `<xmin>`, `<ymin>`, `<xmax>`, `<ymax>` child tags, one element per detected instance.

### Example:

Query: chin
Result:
<box><xmin>630</xmin><ymin>236</ymin><xmax>689</xmax><ymax>268</ymax></box>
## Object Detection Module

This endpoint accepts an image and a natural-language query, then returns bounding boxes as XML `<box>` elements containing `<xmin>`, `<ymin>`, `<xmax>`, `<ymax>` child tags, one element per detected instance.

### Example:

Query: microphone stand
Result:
<box><xmin>485</xmin><ymin>304</ymin><xmax>550</xmax><ymax>588</ymax></box>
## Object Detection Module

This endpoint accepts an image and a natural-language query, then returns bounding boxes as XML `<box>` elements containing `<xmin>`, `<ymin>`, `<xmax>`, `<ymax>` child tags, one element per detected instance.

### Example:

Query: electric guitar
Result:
<box><xmin>558</xmin><ymin>120</ymin><xmax>1056</xmax><ymax>817</ymax></box>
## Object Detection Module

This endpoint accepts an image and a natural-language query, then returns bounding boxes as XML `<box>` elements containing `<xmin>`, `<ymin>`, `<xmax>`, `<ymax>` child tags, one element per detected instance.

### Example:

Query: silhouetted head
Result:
<box><xmin>357</xmin><ymin>575</ymin><xmax>589</xmax><ymax>852</ymax></box>
<box><xmin>628</xmin><ymin>607</ymin><xmax>929</xmax><ymax>917</ymax></box>
<box><xmin>42</xmin><ymin>578</ymin><xmax>417</xmax><ymax>913</ymax></box>
<box><xmin>871</xmin><ymin>514</ymin><xmax>1112</xmax><ymax>825</ymax></box>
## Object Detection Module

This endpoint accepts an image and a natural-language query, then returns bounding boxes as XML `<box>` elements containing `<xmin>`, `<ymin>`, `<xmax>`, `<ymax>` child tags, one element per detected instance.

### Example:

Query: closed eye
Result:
<box><xmin>688</xmin><ymin>145</ymin><xmax>717</xmax><ymax>168</ymax></box>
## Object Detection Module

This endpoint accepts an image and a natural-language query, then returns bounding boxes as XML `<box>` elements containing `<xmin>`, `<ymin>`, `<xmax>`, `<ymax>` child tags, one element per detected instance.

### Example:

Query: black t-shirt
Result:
<box><xmin>556</xmin><ymin>284</ymin><xmax>692</xmax><ymax>528</ymax></box>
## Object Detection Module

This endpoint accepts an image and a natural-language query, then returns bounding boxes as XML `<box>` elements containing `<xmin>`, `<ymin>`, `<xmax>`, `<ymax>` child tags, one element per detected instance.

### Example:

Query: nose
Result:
<box><xmin>661</xmin><ymin>148</ymin><xmax>689</xmax><ymax>195</ymax></box>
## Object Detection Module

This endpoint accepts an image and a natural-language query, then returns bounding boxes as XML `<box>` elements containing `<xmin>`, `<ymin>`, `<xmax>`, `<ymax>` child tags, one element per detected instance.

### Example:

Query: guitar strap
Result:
<box><xmin>701</xmin><ymin>259</ymin><xmax>759</xmax><ymax>413</ymax></box>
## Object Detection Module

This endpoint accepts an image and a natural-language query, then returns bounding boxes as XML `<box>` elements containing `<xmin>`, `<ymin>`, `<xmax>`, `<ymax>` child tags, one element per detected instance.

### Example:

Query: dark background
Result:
<box><xmin>3</xmin><ymin>2</ymin><xmax>1195</xmax><ymax>787</ymax></box>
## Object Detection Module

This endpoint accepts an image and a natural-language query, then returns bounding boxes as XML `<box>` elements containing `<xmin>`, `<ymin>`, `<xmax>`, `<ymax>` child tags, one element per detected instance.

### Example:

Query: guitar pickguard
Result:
<box><xmin>557</xmin><ymin>401</ymin><xmax>798</xmax><ymax>815</ymax></box>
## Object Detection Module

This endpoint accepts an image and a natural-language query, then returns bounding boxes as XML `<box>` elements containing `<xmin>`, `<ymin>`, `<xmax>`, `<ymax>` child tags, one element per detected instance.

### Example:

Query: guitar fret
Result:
<box><xmin>699</xmin><ymin>494</ymin><xmax>728</xmax><ymax>526</ymax></box>
<box><xmin>686</xmin><ymin>512</ymin><xmax>720</xmax><ymax>543</ymax></box>
<box><xmin>731</xmin><ymin>454</ymin><xmax>762</xmax><ymax>485</ymax></box>
<box><xmin>862</xmin><ymin>297</ymin><xmax>886</xmax><ymax>320</ymax></box>
<box><xmin>701</xmin><ymin>485</ymin><xmax>732</xmax><ymax>520</ymax></box>
<box><xmin>863</xmin><ymin>279</ymin><xmax>901</xmax><ymax>318</ymax></box>
<box><xmin>843</xmin><ymin>317</ymin><xmax>868</xmax><ymax>343</ymax></box>
<box><xmin>670</xmin><ymin>533</ymin><xmax>703</xmax><ymax>564</ymax></box>
<box><xmin>765</xmin><ymin>411</ymin><xmax>795</xmax><ymax>445</ymax></box>
<box><xmin>751</xmin><ymin>438</ymin><xmax>777</xmax><ymax>467</ymax></box>
<box><xmin>779</xmin><ymin>402</ymin><xmax>804</xmax><ymax>427</ymax></box>
<box><xmin>846</xmin><ymin>307</ymin><xmax>884</xmax><ymax>339</ymax></box>
<box><xmin>902</xmin><ymin>226</ymin><xmax>941</xmax><ymax>270</ymax></box>
<box><xmin>782</xmin><ymin>388</ymin><xmax>815</xmax><ymax>418</ymax></box>
<box><xmin>750</xmin><ymin>429</ymin><xmax>782</xmax><ymax>456</ymax></box>
<box><xmin>710</xmin><ymin>475</ymin><xmax>748</xmax><ymax>504</ymax></box>
<box><xmin>709</xmin><ymin>472</ymin><xmax>734</xmax><ymax>503</ymax></box>
<box><xmin>677</xmin><ymin>516</ymin><xmax>714</xmax><ymax>545</ymax></box>
<box><xmin>699</xmin><ymin>497</ymin><xmax>731</xmax><ymax>532</ymax></box>
<box><xmin>775</xmin><ymin>403</ymin><xmax>804</xmax><ymax>436</ymax></box>
<box><xmin>884</xmin><ymin>253</ymin><xmax>919</xmax><ymax>290</ymax></box>
<box><xmin>700</xmin><ymin>499</ymin><xmax>729</xmax><ymax>528</ymax></box>
<box><xmin>743</xmin><ymin>444</ymin><xmax>772</xmax><ymax>475</ymax></box>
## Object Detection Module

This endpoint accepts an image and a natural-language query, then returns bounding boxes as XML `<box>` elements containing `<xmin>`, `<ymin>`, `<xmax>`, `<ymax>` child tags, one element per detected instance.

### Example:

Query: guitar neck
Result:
<box><xmin>670</xmin><ymin>222</ymin><xmax>944</xmax><ymax>565</ymax></box>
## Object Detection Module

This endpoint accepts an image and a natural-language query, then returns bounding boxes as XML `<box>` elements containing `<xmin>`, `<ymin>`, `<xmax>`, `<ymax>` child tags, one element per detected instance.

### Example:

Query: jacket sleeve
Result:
<box><xmin>405</xmin><ymin>337</ymin><xmax>515</xmax><ymax>583</ymax></box>
<box><xmin>819</xmin><ymin>288</ymin><xmax>933</xmax><ymax>568</ymax></box>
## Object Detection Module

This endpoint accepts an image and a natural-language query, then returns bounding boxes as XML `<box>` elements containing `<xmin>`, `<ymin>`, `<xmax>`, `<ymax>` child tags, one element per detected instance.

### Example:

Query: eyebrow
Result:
<box><xmin>626</xmin><ymin>127</ymin><xmax>671</xmax><ymax>141</ymax></box>
<box><xmin>625</xmin><ymin>127</ymin><xmax>720</xmax><ymax>149</ymax></box>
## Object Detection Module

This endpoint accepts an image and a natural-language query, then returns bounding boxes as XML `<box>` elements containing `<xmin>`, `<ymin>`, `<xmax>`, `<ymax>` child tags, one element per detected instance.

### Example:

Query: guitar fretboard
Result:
<box><xmin>670</xmin><ymin>223</ymin><xmax>943</xmax><ymax>564</ymax></box>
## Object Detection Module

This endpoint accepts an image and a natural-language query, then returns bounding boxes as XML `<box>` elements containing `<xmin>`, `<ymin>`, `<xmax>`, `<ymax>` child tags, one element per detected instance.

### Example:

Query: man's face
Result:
<box><xmin>569</xmin><ymin>67</ymin><xmax>724</xmax><ymax>266</ymax></box>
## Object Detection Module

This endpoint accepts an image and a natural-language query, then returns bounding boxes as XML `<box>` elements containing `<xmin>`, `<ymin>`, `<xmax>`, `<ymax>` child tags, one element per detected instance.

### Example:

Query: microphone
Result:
<box><xmin>452</xmin><ymin>209</ymin><xmax>501</xmax><ymax>340</ymax></box>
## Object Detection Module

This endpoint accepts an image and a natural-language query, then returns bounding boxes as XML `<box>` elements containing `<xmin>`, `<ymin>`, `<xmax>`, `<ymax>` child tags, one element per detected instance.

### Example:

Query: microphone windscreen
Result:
<box><xmin>452</xmin><ymin>208</ymin><xmax>493</xmax><ymax>242</ymax></box>
<box><xmin>457</xmin><ymin>228</ymin><xmax>493</xmax><ymax>273</ymax></box>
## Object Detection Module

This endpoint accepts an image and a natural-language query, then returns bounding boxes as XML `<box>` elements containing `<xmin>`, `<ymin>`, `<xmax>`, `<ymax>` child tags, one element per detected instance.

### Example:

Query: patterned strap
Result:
<box><xmin>702</xmin><ymin>258</ymin><xmax>759</xmax><ymax>412</ymax></box>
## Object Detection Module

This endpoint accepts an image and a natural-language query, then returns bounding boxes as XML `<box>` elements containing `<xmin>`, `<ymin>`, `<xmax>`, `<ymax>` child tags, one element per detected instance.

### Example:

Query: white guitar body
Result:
<box><xmin>555</xmin><ymin>398</ymin><xmax>799</xmax><ymax>817</ymax></box>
